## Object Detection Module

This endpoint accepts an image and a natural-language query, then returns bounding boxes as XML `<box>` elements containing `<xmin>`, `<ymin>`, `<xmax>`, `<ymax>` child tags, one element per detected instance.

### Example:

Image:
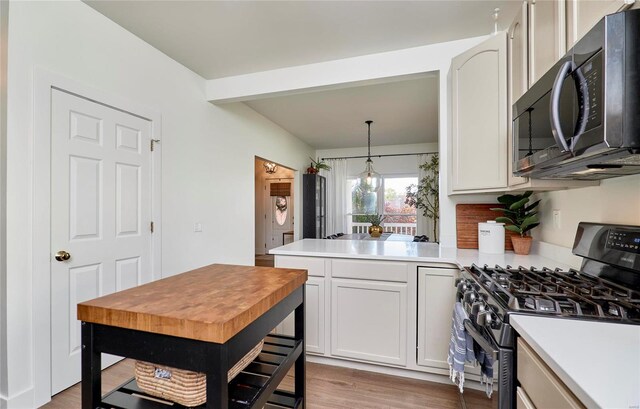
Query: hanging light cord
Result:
<box><xmin>366</xmin><ymin>120</ymin><xmax>373</xmax><ymax>162</ymax></box>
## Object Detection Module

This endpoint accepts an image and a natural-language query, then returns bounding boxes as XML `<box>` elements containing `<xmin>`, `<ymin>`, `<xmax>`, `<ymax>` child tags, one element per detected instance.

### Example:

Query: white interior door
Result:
<box><xmin>50</xmin><ymin>89</ymin><xmax>153</xmax><ymax>394</ymax></box>
<box><xmin>265</xmin><ymin>179</ymin><xmax>293</xmax><ymax>251</ymax></box>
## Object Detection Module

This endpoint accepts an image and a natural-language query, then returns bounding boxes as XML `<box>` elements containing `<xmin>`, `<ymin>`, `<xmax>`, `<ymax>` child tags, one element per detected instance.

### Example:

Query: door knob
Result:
<box><xmin>55</xmin><ymin>250</ymin><xmax>71</xmax><ymax>262</ymax></box>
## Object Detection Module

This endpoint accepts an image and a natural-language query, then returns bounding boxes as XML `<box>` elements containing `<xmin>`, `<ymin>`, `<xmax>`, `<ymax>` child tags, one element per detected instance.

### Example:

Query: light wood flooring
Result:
<box><xmin>43</xmin><ymin>359</ymin><xmax>495</xmax><ymax>409</ymax></box>
<box><xmin>255</xmin><ymin>254</ymin><xmax>275</xmax><ymax>267</ymax></box>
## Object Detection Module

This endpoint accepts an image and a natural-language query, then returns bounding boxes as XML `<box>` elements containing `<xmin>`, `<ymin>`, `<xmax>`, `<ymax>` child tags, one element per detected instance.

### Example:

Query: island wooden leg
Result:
<box><xmin>205</xmin><ymin>343</ymin><xmax>229</xmax><ymax>409</ymax></box>
<box><xmin>81</xmin><ymin>321</ymin><xmax>101</xmax><ymax>409</ymax></box>
<box><xmin>294</xmin><ymin>291</ymin><xmax>306</xmax><ymax>407</ymax></box>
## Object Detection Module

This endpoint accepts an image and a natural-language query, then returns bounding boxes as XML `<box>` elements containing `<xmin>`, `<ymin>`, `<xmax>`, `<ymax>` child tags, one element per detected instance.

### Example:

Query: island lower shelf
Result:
<box><xmin>101</xmin><ymin>334</ymin><xmax>303</xmax><ymax>409</ymax></box>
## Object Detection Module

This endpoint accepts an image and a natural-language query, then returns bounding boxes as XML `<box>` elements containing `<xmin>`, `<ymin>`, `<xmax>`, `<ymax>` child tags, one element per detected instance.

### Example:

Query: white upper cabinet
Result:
<box><xmin>508</xmin><ymin>2</ymin><xmax>530</xmax><ymax>187</ymax></box>
<box><xmin>528</xmin><ymin>0</ymin><xmax>567</xmax><ymax>86</ymax></box>
<box><xmin>451</xmin><ymin>33</ymin><xmax>508</xmax><ymax>192</ymax></box>
<box><xmin>566</xmin><ymin>0</ymin><xmax>635</xmax><ymax>48</ymax></box>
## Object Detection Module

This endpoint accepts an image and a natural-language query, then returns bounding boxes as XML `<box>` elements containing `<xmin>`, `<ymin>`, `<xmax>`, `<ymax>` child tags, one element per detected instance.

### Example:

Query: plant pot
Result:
<box><xmin>511</xmin><ymin>236</ymin><xmax>533</xmax><ymax>255</ymax></box>
<box><xmin>368</xmin><ymin>225</ymin><xmax>383</xmax><ymax>238</ymax></box>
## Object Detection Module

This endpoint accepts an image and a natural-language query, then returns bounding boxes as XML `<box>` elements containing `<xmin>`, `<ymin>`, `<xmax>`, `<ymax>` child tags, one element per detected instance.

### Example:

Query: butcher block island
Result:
<box><xmin>77</xmin><ymin>264</ymin><xmax>308</xmax><ymax>409</ymax></box>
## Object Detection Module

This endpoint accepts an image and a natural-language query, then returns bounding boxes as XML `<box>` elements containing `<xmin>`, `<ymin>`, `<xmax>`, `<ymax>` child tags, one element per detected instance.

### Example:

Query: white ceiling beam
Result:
<box><xmin>206</xmin><ymin>36</ymin><xmax>488</xmax><ymax>104</ymax></box>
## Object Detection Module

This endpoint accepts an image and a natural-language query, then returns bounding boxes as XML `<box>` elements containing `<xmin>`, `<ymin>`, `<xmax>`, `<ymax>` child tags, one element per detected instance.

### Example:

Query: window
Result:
<box><xmin>347</xmin><ymin>176</ymin><xmax>418</xmax><ymax>235</ymax></box>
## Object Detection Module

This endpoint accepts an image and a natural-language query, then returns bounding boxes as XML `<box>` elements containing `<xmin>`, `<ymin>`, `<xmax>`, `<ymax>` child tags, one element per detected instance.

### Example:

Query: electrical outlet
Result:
<box><xmin>194</xmin><ymin>223</ymin><xmax>203</xmax><ymax>232</ymax></box>
<box><xmin>552</xmin><ymin>210</ymin><xmax>561</xmax><ymax>229</ymax></box>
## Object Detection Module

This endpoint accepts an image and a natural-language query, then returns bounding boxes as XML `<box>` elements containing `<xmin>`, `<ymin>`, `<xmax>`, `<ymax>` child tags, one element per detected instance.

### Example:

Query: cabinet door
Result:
<box><xmin>331</xmin><ymin>279</ymin><xmax>407</xmax><ymax>366</ymax></box>
<box><xmin>451</xmin><ymin>33</ymin><xmax>508</xmax><ymax>191</ymax></box>
<box><xmin>508</xmin><ymin>2</ymin><xmax>530</xmax><ymax>187</ymax></box>
<box><xmin>528</xmin><ymin>0</ymin><xmax>566</xmax><ymax>86</ymax></box>
<box><xmin>416</xmin><ymin>267</ymin><xmax>457</xmax><ymax>369</ymax></box>
<box><xmin>273</xmin><ymin>279</ymin><xmax>325</xmax><ymax>355</ymax></box>
<box><xmin>517</xmin><ymin>338</ymin><xmax>584</xmax><ymax>408</ymax></box>
<box><xmin>566</xmin><ymin>0</ymin><xmax>634</xmax><ymax>48</ymax></box>
<box><xmin>305</xmin><ymin>277</ymin><xmax>325</xmax><ymax>354</ymax></box>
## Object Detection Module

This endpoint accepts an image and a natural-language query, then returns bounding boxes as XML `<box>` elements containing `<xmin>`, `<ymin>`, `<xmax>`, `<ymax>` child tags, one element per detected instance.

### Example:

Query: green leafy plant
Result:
<box><xmin>405</xmin><ymin>154</ymin><xmax>439</xmax><ymax>242</ymax></box>
<box><xmin>365</xmin><ymin>213</ymin><xmax>386</xmax><ymax>226</ymax></box>
<box><xmin>491</xmin><ymin>191</ymin><xmax>540</xmax><ymax>237</ymax></box>
<box><xmin>309</xmin><ymin>157</ymin><xmax>331</xmax><ymax>172</ymax></box>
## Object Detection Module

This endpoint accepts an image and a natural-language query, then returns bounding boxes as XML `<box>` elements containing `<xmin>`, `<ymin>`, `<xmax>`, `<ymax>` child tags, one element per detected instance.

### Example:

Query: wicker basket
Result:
<box><xmin>135</xmin><ymin>339</ymin><xmax>264</xmax><ymax>407</ymax></box>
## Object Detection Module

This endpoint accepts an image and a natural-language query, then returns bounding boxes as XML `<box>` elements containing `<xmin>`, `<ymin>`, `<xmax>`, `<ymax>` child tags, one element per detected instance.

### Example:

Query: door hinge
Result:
<box><xmin>150</xmin><ymin>139</ymin><xmax>160</xmax><ymax>151</ymax></box>
<box><xmin>150</xmin><ymin>221</ymin><xmax>154</xmax><ymax>233</ymax></box>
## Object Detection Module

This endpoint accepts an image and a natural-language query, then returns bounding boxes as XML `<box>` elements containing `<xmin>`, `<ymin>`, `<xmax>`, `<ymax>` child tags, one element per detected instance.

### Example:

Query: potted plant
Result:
<box><xmin>405</xmin><ymin>153</ymin><xmax>439</xmax><ymax>242</ymax></box>
<box><xmin>491</xmin><ymin>191</ymin><xmax>540</xmax><ymax>255</ymax></box>
<box><xmin>306</xmin><ymin>157</ymin><xmax>331</xmax><ymax>174</ymax></box>
<box><xmin>365</xmin><ymin>214</ymin><xmax>385</xmax><ymax>238</ymax></box>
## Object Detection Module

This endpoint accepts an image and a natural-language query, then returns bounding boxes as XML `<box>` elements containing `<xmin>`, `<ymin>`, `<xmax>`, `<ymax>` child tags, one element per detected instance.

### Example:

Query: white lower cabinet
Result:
<box><xmin>517</xmin><ymin>338</ymin><xmax>584</xmax><ymax>408</ymax></box>
<box><xmin>273</xmin><ymin>256</ymin><xmax>325</xmax><ymax>354</ymax></box>
<box><xmin>272</xmin><ymin>278</ymin><xmax>325</xmax><ymax>354</ymax></box>
<box><xmin>416</xmin><ymin>266</ymin><xmax>457</xmax><ymax>369</ymax></box>
<box><xmin>330</xmin><ymin>278</ymin><xmax>407</xmax><ymax>366</ymax></box>
<box><xmin>304</xmin><ymin>277</ymin><xmax>325</xmax><ymax>354</ymax></box>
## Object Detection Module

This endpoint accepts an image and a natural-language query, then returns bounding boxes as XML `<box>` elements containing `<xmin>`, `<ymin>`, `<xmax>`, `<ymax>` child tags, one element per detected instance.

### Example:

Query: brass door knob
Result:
<box><xmin>55</xmin><ymin>250</ymin><xmax>71</xmax><ymax>262</ymax></box>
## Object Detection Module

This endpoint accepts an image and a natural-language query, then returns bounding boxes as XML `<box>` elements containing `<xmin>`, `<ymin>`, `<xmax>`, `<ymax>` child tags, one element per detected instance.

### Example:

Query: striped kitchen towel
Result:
<box><xmin>447</xmin><ymin>302</ymin><xmax>476</xmax><ymax>393</ymax></box>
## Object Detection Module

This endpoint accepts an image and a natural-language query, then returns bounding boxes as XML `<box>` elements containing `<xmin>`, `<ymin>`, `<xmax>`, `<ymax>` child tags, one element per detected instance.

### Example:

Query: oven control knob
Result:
<box><xmin>455</xmin><ymin>279</ymin><xmax>472</xmax><ymax>292</ymax></box>
<box><xmin>463</xmin><ymin>290</ymin><xmax>479</xmax><ymax>306</ymax></box>
<box><xmin>470</xmin><ymin>300</ymin><xmax>486</xmax><ymax>317</ymax></box>
<box><xmin>477</xmin><ymin>310</ymin><xmax>493</xmax><ymax>327</ymax></box>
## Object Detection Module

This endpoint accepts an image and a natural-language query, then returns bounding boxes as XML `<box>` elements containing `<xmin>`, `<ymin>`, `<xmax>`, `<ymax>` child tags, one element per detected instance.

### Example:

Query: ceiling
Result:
<box><xmin>246</xmin><ymin>75</ymin><xmax>439</xmax><ymax>149</ymax></box>
<box><xmin>85</xmin><ymin>0</ymin><xmax>521</xmax><ymax>149</ymax></box>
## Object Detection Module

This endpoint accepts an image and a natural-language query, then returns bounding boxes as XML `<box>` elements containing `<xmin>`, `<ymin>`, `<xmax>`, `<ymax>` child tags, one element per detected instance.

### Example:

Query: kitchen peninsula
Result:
<box><xmin>269</xmin><ymin>238</ymin><xmax>570</xmax><ymax>384</ymax></box>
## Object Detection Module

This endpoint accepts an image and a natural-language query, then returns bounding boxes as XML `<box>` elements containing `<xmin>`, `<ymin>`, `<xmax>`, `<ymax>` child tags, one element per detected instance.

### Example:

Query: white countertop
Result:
<box><xmin>270</xmin><ymin>238</ymin><xmax>577</xmax><ymax>270</ymax></box>
<box><xmin>511</xmin><ymin>315</ymin><xmax>640</xmax><ymax>408</ymax></box>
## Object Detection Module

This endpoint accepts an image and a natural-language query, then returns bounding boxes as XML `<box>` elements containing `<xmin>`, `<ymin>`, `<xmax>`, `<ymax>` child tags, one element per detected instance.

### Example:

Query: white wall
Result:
<box><xmin>4</xmin><ymin>1</ymin><xmax>313</xmax><ymax>406</ymax></box>
<box><xmin>316</xmin><ymin>143</ymin><xmax>438</xmax><ymax>177</ymax></box>
<box><xmin>534</xmin><ymin>174</ymin><xmax>640</xmax><ymax>247</ymax></box>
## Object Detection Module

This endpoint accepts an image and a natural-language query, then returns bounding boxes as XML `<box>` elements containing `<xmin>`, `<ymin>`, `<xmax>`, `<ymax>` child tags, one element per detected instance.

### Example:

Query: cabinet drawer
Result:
<box><xmin>517</xmin><ymin>387</ymin><xmax>536</xmax><ymax>409</ymax></box>
<box><xmin>275</xmin><ymin>256</ymin><xmax>325</xmax><ymax>277</ymax></box>
<box><xmin>331</xmin><ymin>259</ymin><xmax>407</xmax><ymax>282</ymax></box>
<box><xmin>517</xmin><ymin>338</ymin><xmax>584</xmax><ymax>409</ymax></box>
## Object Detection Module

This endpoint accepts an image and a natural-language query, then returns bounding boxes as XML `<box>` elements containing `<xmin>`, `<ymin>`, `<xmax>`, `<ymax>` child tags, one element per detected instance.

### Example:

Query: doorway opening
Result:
<box><xmin>255</xmin><ymin>157</ymin><xmax>295</xmax><ymax>267</ymax></box>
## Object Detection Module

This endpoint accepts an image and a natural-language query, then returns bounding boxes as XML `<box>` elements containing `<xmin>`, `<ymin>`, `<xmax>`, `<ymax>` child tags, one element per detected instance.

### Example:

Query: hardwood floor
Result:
<box><xmin>255</xmin><ymin>254</ymin><xmax>275</xmax><ymax>267</ymax></box>
<box><xmin>43</xmin><ymin>359</ymin><xmax>495</xmax><ymax>409</ymax></box>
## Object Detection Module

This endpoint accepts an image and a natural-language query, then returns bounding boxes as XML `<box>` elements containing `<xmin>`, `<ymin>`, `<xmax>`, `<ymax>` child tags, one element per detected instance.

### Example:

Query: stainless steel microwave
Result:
<box><xmin>512</xmin><ymin>9</ymin><xmax>640</xmax><ymax>180</ymax></box>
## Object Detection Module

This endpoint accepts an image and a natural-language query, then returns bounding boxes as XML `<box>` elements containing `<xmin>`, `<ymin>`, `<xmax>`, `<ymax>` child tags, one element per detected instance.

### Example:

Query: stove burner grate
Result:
<box><xmin>467</xmin><ymin>264</ymin><xmax>640</xmax><ymax>322</ymax></box>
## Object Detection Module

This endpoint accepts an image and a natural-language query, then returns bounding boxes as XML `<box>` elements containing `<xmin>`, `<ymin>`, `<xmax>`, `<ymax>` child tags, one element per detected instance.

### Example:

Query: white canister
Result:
<box><xmin>478</xmin><ymin>220</ymin><xmax>505</xmax><ymax>254</ymax></box>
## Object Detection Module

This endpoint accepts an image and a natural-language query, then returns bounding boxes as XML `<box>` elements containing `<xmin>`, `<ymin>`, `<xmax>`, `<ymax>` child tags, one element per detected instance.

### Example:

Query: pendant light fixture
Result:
<box><xmin>355</xmin><ymin>120</ymin><xmax>382</xmax><ymax>193</ymax></box>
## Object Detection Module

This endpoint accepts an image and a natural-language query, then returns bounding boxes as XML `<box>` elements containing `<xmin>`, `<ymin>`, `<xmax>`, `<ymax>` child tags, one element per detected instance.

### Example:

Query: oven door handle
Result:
<box><xmin>463</xmin><ymin>319</ymin><xmax>498</xmax><ymax>361</ymax></box>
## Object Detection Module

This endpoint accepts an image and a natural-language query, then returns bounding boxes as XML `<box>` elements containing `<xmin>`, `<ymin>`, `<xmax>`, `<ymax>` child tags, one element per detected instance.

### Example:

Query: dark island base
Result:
<box><xmin>98</xmin><ymin>335</ymin><xmax>303</xmax><ymax>409</ymax></box>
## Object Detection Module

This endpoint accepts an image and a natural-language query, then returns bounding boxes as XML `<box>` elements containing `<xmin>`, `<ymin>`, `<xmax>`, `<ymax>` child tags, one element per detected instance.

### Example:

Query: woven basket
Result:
<box><xmin>135</xmin><ymin>339</ymin><xmax>264</xmax><ymax>407</ymax></box>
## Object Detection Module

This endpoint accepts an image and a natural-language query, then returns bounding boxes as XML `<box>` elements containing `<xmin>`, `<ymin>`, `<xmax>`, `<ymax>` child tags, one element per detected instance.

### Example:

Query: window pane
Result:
<box><xmin>383</xmin><ymin>177</ymin><xmax>417</xmax><ymax>224</ymax></box>
<box><xmin>350</xmin><ymin>180</ymin><xmax>377</xmax><ymax>215</ymax></box>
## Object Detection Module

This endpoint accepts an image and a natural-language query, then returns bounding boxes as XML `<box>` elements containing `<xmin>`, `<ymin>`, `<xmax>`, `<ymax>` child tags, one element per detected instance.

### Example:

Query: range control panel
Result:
<box><xmin>607</xmin><ymin>229</ymin><xmax>640</xmax><ymax>254</ymax></box>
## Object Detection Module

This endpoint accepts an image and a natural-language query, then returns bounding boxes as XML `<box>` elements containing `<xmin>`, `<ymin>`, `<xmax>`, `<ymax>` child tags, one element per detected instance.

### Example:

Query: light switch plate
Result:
<box><xmin>194</xmin><ymin>223</ymin><xmax>203</xmax><ymax>232</ymax></box>
<box><xmin>552</xmin><ymin>210</ymin><xmax>561</xmax><ymax>229</ymax></box>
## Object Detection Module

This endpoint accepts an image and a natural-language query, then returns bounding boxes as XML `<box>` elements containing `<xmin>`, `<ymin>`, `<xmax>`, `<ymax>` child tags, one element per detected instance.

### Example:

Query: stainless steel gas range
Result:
<box><xmin>455</xmin><ymin>222</ymin><xmax>640</xmax><ymax>408</ymax></box>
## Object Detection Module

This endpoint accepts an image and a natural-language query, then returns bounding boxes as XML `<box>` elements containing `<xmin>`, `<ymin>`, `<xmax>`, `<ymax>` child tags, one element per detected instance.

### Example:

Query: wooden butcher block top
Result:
<box><xmin>77</xmin><ymin>264</ymin><xmax>308</xmax><ymax>344</ymax></box>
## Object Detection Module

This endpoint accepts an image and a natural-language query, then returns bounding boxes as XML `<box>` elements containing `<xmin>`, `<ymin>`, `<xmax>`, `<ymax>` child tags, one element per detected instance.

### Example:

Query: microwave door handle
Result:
<box><xmin>550</xmin><ymin>61</ymin><xmax>575</xmax><ymax>153</ymax></box>
<box><xmin>570</xmin><ymin>68</ymin><xmax>589</xmax><ymax>151</ymax></box>
<box><xmin>463</xmin><ymin>319</ymin><xmax>498</xmax><ymax>361</ymax></box>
